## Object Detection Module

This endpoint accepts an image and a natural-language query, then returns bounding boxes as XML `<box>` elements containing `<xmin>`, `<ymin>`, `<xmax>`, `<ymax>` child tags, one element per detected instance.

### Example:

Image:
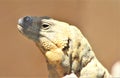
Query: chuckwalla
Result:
<box><xmin>17</xmin><ymin>16</ymin><xmax>111</xmax><ymax>78</ymax></box>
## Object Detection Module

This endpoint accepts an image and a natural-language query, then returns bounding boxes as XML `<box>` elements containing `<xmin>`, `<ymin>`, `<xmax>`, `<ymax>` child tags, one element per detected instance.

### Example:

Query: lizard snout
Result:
<box><xmin>18</xmin><ymin>16</ymin><xmax>33</xmax><ymax>29</ymax></box>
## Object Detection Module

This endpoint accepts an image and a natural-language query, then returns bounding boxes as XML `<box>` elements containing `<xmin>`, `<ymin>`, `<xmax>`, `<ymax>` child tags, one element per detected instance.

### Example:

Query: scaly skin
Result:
<box><xmin>17</xmin><ymin>16</ymin><xmax>111</xmax><ymax>78</ymax></box>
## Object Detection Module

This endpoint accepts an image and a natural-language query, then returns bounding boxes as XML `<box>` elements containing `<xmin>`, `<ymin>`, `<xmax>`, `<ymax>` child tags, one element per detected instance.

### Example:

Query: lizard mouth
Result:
<box><xmin>17</xmin><ymin>24</ymin><xmax>23</xmax><ymax>33</ymax></box>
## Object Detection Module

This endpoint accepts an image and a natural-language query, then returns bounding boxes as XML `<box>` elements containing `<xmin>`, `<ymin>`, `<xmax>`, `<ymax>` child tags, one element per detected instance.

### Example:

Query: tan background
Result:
<box><xmin>0</xmin><ymin>0</ymin><xmax>120</xmax><ymax>77</ymax></box>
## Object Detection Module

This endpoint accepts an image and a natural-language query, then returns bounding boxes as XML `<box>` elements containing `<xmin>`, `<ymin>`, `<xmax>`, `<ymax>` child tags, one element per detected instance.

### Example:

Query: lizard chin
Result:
<box><xmin>17</xmin><ymin>24</ymin><xmax>40</xmax><ymax>41</ymax></box>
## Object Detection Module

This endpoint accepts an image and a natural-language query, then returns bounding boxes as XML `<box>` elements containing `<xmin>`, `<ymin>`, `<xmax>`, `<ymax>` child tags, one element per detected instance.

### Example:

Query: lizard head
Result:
<box><xmin>17</xmin><ymin>16</ymin><xmax>70</xmax><ymax>51</ymax></box>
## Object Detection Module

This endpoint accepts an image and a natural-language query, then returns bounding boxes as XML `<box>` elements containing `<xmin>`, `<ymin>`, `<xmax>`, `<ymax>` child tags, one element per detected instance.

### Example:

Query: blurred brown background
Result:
<box><xmin>0</xmin><ymin>0</ymin><xmax>120</xmax><ymax>77</ymax></box>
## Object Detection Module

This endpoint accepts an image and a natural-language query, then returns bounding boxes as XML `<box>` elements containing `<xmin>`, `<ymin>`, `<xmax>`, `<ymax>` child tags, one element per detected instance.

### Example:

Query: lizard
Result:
<box><xmin>17</xmin><ymin>16</ymin><xmax>111</xmax><ymax>78</ymax></box>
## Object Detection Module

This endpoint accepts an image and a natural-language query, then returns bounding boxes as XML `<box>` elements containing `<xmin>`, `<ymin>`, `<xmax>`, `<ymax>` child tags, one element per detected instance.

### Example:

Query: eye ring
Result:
<box><xmin>41</xmin><ymin>23</ymin><xmax>50</xmax><ymax>29</ymax></box>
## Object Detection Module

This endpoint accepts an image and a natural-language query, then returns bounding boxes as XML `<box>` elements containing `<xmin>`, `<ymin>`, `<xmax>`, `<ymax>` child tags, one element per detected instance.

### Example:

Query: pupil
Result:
<box><xmin>42</xmin><ymin>24</ymin><xmax>49</xmax><ymax>28</ymax></box>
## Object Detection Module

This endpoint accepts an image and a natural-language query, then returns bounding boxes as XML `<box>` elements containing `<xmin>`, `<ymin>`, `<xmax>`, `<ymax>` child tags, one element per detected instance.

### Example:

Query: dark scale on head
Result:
<box><xmin>22</xmin><ymin>16</ymin><xmax>32</xmax><ymax>28</ymax></box>
<box><xmin>24</xmin><ymin>16</ymin><xmax>32</xmax><ymax>23</ymax></box>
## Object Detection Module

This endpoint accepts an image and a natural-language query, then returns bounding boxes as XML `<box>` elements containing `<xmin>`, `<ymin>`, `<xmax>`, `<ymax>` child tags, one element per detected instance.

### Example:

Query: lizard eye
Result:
<box><xmin>41</xmin><ymin>23</ymin><xmax>50</xmax><ymax>30</ymax></box>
